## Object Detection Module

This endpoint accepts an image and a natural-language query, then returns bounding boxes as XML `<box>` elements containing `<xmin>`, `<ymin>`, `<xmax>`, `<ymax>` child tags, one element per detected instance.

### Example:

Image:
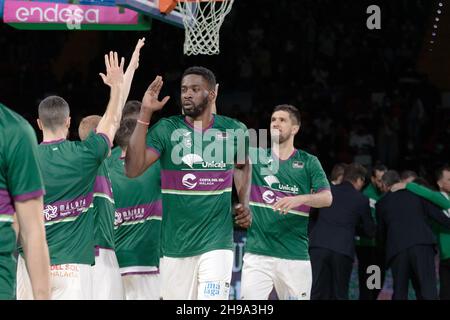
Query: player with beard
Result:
<box><xmin>240</xmin><ymin>104</ymin><xmax>332</xmax><ymax>300</ymax></box>
<box><xmin>125</xmin><ymin>66</ymin><xmax>252</xmax><ymax>300</ymax></box>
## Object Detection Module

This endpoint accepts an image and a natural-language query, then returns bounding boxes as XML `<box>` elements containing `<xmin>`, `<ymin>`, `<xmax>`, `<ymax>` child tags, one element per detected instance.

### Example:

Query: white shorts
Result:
<box><xmin>92</xmin><ymin>247</ymin><xmax>124</xmax><ymax>300</ymax></box>
<box><xmin>160</xmin><ymin>249</ymin><xmax>233</xmax><ymax>300</ymax></box>
<box><xmin>16</xmin><ymin>255</ymin><xmax>33</xmax><ymax>300</ymax></box>
<box><xmin>17</xmin><ymin>254</ymin><xmax>93</xmax><ymax>300</ymax></box>
<box><xmin>241</xmin><ymin>253</ymin><xmax>312</xmax><ymax>300</ymax></box>
<box><xmin>121</xmin><ymin>271</ymin><xmax>161</xmax><ymax>300</ymax></box>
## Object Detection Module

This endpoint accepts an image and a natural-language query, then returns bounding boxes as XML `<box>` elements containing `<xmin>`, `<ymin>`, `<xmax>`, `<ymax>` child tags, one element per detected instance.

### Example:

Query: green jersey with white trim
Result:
<box><xmin>246</xmin><ymin>147</ymin><xmax>330</xmax><ymax>260</ymax></box>
<box><xmin>93</xmin><ymin>161</ymin><xmax>116</xmax><ymax>250</ymax></box>
<box><xmin>109</xmin><ymin>153</ymin><xmax>161</xmax><ymax>270</ymax></box>
<box><xmin>146</xmin><ymin>115</ymin><xmax>249</xmax><ymax>257</ymax></box>
<box><xmin>0</xmin><ymin>103</ymin><xmax>45</xmax><ymax>299</ymax></box>
<box><xmin>38</xmin><ymin>131</ymin><xmax>110</xmax><ymax>265</ymax></box>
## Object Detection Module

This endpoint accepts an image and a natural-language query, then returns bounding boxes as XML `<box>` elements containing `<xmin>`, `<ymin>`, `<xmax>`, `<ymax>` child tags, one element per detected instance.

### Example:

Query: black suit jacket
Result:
<box><xmin>376</xmin><ymin>190</ymin><xmax>450</xmax><ymax>265</ymax></box>
<box><xmin>309</xmin><ymin>182</ymin><xmax>375</xmax><ymax>259</ymax></box>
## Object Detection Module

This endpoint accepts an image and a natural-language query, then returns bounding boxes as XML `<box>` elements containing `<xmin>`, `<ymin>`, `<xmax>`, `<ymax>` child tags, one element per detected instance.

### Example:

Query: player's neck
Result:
<box><xmin>271</xmin><ymin>141</ymin><xmax>295</xmax><ymax>161</ymax></box>
<box><xmin>185</xmin><ymin>112</ymin><xmax>214</xmax><ymax>131</ymax></box>
<box><xmin>42</xmin><ymin>129</ymin><xmax>67</xmax><ymax>143</ymax></box>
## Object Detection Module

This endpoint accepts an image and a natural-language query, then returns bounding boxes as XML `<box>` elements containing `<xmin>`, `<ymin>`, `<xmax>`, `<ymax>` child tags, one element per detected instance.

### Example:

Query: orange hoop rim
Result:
<box><xmin>159</xmin><ymin>0</ymin><xmax>229</xmax><ymax>14</ymax></box>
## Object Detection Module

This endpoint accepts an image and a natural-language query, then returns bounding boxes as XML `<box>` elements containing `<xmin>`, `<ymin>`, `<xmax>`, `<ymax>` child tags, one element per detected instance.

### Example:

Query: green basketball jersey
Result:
<box><xmin>93</xmin><ymin>161</ymin><xmax>116</xmax><ymax>250</ymax></box>
<box><xmin>38</xmin><ymin>131</ymin><xmax>110</xmax><ymax>265</ymax></box>
<box><xmin>246</xmin><ymin>147</ymin><xmax>330</xmax><ymax>260</ymax></box>
<box><xmin>109</xmin><ymin>152</ymin><xmax>162</xmax><ymax>270</ymax></box>
<box><xmin>146</xmin><ymin>115</ymin><xmax>249</xmax><ymax>257</ymax></box>
<box><xmin>0</xmin><ymin>103</ymin><xmax>45</xmax><ymax>299</ymax></box>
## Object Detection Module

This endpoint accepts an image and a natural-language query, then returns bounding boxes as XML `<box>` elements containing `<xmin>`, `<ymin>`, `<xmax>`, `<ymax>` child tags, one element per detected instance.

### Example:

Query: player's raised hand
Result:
<box><xmin>141</xmin><ymin>75</ymin><xmax>170</xmax><ymax>112</ymax></box>
<box><xmin>234</xmin><ymin>203</ymin><xmax>252</xmax><ymax>228</ymax></box>
<box><xmin>273</xmin><ymin>195</ymin><xmax>305</xmax><ymax>215</ymax></box>
<box><xmin>127</xmin><ymin>37</ymin><xmax>145</xmax><ymax>71</ymax></box>
<box><xmin>99</xmin><ymin>51</ymin><xmax>125</xmax><ymax>87</ymax></box>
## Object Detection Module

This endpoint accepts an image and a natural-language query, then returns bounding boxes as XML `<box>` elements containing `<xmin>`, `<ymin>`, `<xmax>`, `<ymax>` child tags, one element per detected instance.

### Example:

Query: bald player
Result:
<box><xmin>78</xmin><ymin>115</ymin><xmax>123</xmax><ymax>300</ymax></box>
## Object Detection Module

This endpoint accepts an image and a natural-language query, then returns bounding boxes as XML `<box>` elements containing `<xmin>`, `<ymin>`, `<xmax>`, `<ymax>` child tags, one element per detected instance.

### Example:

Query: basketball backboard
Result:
<box><xmin>115</xmin><ymin>0</ymin><xmax>196</xmax><ymax>28</ymax></box>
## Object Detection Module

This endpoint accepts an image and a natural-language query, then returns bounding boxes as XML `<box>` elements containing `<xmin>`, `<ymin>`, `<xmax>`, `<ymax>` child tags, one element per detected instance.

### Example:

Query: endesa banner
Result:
<box><xmin>2</xmin><ymin>0</ymin><xmax>151</xmax><ymax>30</ymax></box>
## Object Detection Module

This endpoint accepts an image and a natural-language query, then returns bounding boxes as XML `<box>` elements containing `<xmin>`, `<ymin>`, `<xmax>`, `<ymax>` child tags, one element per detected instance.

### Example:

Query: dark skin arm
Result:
<box><xmin>125</xmin><ymin>76</ymin><xmax>170</xmax><ymax>177</ymax></box>
<box><xmin>233</xmin><ymin>160</ymin><xmax>252</xmax><ymax>228</ymax></box>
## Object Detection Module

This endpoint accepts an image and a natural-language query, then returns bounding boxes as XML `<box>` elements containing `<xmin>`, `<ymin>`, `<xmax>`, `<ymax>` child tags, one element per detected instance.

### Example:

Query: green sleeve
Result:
<box><xmin>6</xmin><ymin>122</ymin><xmax>45</xmax><ymax>200</ymax></box>
<box><xmin>309</xmin><ymin>156</ymin><xmax>330</xmax><ymax>192</ymax></box>
<box><xmin>406</xmin><ymin>182</ymin><xmax>450</xmax><ymax>210</ymax></box>
<box><xmin>81</xmin><ymin>131</ymin><xmax>110</xmax><ymax>175</ymax></box>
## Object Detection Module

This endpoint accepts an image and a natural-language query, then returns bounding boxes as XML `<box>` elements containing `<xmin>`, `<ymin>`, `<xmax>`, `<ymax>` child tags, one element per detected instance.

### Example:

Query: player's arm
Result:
<box><xmin>392</xmin><ymin>181</ymin><xmax>450</xmax><ymax>210</ymax></box>
<box><xmin>96</xmin><ymin>51</ymin><xmax>125</xmax><ymax>144</ymax></box>
<box><xmin>123</xmin><ymin>38</ymin><xmax>145</xmax><ymax>104</ymax></box>
<box><xmin>273</xmin><ymin>190</ymin><xmax>333</xmax><ymax>215</ymax></box>
<box><xmin>274</xmin><ymin>156</ymin><xmax>332</xmax><ymax>215</ymax></box>
<box><xmin>233</xmin><ymin>156</ymin><xmax>252</xmax><ymax>228</ymax></box>
<box><xmin>125</xmin><ymin>76</ymin><xmax>170</xmax><ymax>177</ymax></box>
<box><xmin>423</xmin><ymin>200</ymin><xmax>450</xmax><ymax>229</ymax></box>
<box><xmin>16</xmin><ymin>196</ymin><xmax>50</xmax><ymax>300</ymax></box>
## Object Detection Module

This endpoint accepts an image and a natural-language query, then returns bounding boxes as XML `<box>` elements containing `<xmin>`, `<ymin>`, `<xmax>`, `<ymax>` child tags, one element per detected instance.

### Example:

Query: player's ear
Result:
<box><xmin>65</xmin><ymin>117</ymin><xmax>71</xmax><ymax>129</ymax></box>
<box><xmin>292</xmin><ymin>124</ymin><xmax>300</xmax><ymax>135</ymax></box>
<box><xmin>208</xmin><ymin>89</ymin><xmax>216</xmax><ymax>103</ymax></box>
<box><xmin>36</xmin><ymin>119</ymin><xmax>43</xmax><ymax>131</ymax></box>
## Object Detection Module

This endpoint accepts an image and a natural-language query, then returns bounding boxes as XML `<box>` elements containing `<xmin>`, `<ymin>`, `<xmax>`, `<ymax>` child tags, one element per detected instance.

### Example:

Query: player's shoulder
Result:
<box><xmin>294</xmin><ymin>148</ymin><xmax>319</xmax><ymax>163</ymax></box>
<box><xmin>214</xmin><ymin>115</ymin><xmax>248</xmax><ymax>130</ymax></box>
<box><xmin>0</xmin><ymin>103</ymin><xmax>35</xmax><ymax>139</ymax></box>
<box><xmin>154</xmin><ymin>115</ymin><xmax>184</xmax><ymax>128</ymax></box>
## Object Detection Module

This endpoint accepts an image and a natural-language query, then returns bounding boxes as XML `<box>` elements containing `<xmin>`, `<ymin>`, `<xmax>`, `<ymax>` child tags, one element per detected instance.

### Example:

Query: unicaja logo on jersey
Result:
<box><xmin>262</xmin><ymin>190</ymin><xmax>276</xmax><ymax>204</ymax></box>
<box><xmin>263</xmin><ymin>175</ymin><xmax>280</xmax><ymax>188</ymax></box>
<box><xmin>181</xmin><ymin>153</ymin><xmax>226</xmax><ymax>170</ymax></box>
<box><xmin>43</xmin><ymin>205</ymin><xmax>58</xmax><ymax>221</ymax></box>
<box><xmin>181</xmin><ymin>154</ymin><xmax>204</xmax><ymax>169</ymax></box>
<box><xmin>182</xmin><ymin>173</ymin><xmax>197</xmax><ymax>189</ymax></box>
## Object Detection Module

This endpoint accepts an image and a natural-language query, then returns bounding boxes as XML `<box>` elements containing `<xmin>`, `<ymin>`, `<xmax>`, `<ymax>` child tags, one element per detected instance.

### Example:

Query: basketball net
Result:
<box><xmin>176</xmin><ymin>0</ymin><xmax>235</xmax><ymax>55</ymax></box>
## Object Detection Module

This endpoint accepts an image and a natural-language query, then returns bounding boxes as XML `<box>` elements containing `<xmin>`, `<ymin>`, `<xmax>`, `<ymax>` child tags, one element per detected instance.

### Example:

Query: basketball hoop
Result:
<box><xmin>159</xmin><ymin>0</ymin><xmax>235</xmax><ymax>55</ymax></box>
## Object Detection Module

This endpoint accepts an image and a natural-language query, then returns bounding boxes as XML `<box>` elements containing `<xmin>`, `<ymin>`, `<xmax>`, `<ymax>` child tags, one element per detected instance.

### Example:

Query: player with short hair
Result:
<box><xmin>125</xmin><ymin>66</ymin><xmax>252</xmax><ymax>300</ymax></box>
<box><xmin>0</xmin><ymin>103</ymin><xmax>50</xmax><ymax>300</ymax></box>
<box><xmin>109</xmin><ymin>116</ymin><xmax>162</xmax><ymax>299</ymax></box>
<box><xmin>78</xmin><ymin>115</ymin><xmax>123</xmax><ymax>300</ymax></box>
<box><xmin>241</xmin><ymin>104</ymin><xmax>333</xmax><ymax>300</ymax></box>
<box><xmin>16</xmin><ymin>46</ymin><xmax>139</xmax><ymax>299</ymax></box>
